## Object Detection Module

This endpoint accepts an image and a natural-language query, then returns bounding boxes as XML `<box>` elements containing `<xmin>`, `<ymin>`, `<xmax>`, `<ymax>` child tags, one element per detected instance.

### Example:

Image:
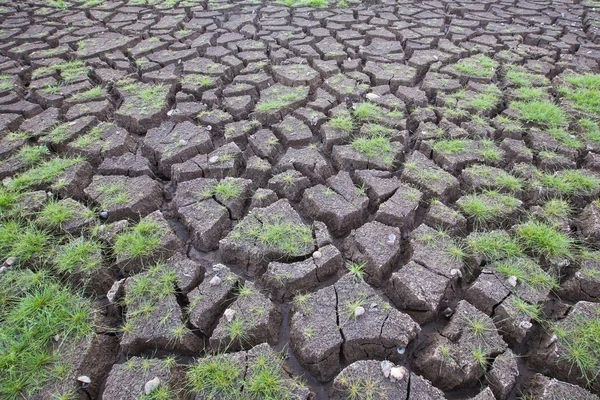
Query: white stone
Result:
<box><xmin>354</xmin><ymin>306</ymin><xmax>365</xmax><ymax>318</ymax></box>
<box><xmin>209</xmin><ymin>276</ymin><xmax>222</xmax><ymax>286</ymax></box>
<box><xmin>144</xmin><ymin>377</ymin><xmax>160</xmax><ymax>394</ymax></box>
<box><xmin>208</xmin><ymin>156</ymin><xmax>220</xmax><ymax>164</ymax></box>
<box><xmin>390</xmin><ymin>366</ymin><xmax>406</xmax><ymax>381</ymax></box>
<box><xmin>450</xmin><ymin>269</ymin><xmax>462</xmax><ymax>278</ymax></box>
<box><xmin>224</xmin><ymin>308</ymin><xmax>236</xmax><ymax>322</ymax></box>
<box><xmin>107</xmin><ymin>279</ymin><xmax>125</xmax><ymax>303</ymax></box>
<box><xmin>380</xmin><ymin>360</ymin><xmax>393</xmax><ymax>378</ymax></box>
<box><xmin>77</xmin><ymin>375</ymin><xmax>91</xmax><ymax>384</ymax></box>
<box><xmin>312</xmin><ymin>251</ymin><xmax>322</xmax><ymax>259</ymax></box>
<box><xmin>519</xmin><ymin>321</ymin><xmax>533</xmax><ymax>330</ymax></box>
<box><xmin>387</xmin><ymin>233</ymin><xmax>396</xmax><ymax>245</ymax></box>
<box><xmin>506</xmin><ymin>276</ymin><xmax>518</xmax><ymax>287</ymax></box>
<box><xmin>365</xmin><ymin>93</ymin><xmax>381</xmax><ymax>100</ymax></box>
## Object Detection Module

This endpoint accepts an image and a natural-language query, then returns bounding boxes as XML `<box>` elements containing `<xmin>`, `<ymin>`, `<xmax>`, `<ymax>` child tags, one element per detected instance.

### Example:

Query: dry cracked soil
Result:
<box><xmin>1</xmin><ymin>0</ymin><xmax>600</xmax><ymax>399</ymax></box>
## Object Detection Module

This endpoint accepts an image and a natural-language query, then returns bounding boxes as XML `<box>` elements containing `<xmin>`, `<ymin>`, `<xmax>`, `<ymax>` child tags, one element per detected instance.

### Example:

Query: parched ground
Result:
<box><xmin>1</xmin><ymin>0</ymin><xmax>600</xmax><ymax>399</ymax></box>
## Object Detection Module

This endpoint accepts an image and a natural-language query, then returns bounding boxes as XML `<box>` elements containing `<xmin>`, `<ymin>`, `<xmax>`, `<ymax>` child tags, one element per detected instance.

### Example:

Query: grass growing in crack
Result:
<box><xmin>512</xmin><ymin>100</ymin><xmax>567</xmax><ymax>128</ymax></box>
<box><xmin>229</xmin><ymin>214</ymin><xmax>313</xmax><ymax>257</ymax></box>
<box><xmin>255</xmin><ymin>86</ymin><xmax>307</xmax><ymax>112</ymax></box>
<box><xmin>493</xmin><ymin>257</ymin><xmax>558</xmax><ymax>291</ymax></box>
<box><xmin>187</xmin><ymin>354</ymin><xmax>241</xmax><ymax>398</ymax></box>
<box><xmin>579</xmin><ymin>118</ymin><xmax>600</xmax><ymax>145</ymax></box>
<box><xmin>338</xmin><ymin>377</ymin><xmax>386</xmax><ymax>400</ymax></box>
<box><xmin>6</xmin><ymin>157</ymin><xmax>83</xmax><ymax>192</ymax></box>
<box><xmin>458</xmin><ymin>191</ymin><xmax>520</xmax><ymax>226</ymax></box>
<box><xmin>329</xmin><ymin>112</ymin><xmax>354</xmax><ymax>133</ymax></box>
<box><xmin>454</xmin><ymin>54</ymin><xmax>498</xmax><ymax>78</ymax></box>
<box><xmin>433</xmin><ymin>139</ymin><xmax>469</xmax><ymax>155</ymax></box>
<box><xmin>467</xmin><ymin>230</ymin><xmax>523</xmax><ymax>262</ymax></box>
<box><xmin>0</xmin><ymin>220</ymin><xmax>52</xmax><ymax>264</ymax></box>
<box><xmin>37</xmin><ymin>200</ymin><xmax>90</xmax><ymax>229</ymax></box>
<box><xmin>292</xmin><ymin>293</ymin><xmax>312</xmax><ymax>313</ymax></box>
<box><xmin>536</xmin><ymin>169</ymin><xmax>600</xmax><ymax>196</ymax></box>
<box><xmin>351</xmin><ymin>134</ymin><xmax>394</xmax><ymax>166</ymax></box>
<box><xmin>560</xmin><ymin>73</ymin><xmax>600</xmax><ymax>117</ymax></box>
<box><xmin>97</xmin><ymin>182</ymin><xmax>130</xmax><ymax>207</ymax></box>
<box><xmin>511</xmin><ymin>296</ymin><xmax>543</xmax><ymax>322</ymax></box>
<box><xmin>114</xmin><ymin>219</ymin><xmax>164</xmax><ymax>261</ymax></box>
<box><xmin>554</xmin><ymin>314</ymin><xmax>600</xmax><ymax>386</ymax></box>
<box><xmin>471</xmin><ymin>346</ymin><xmax>489</xmax><ymax>370</ymax></box>
<box><xmin>201</xmin><ymin>180</ymin><xmax>243</xmax><ymax>201</ymax></box>
<box><xmin>515</xmin><ymin>219</ymin><xmax>574</xmax><ymax>259</ymax></box>
<box><xmin>346</xmin><ymin>261</ymin><xmax>366</xmax><ymax>282</ymax></box>
<box><xmin>69</xmin><ymin>86</ymin><xmax>104</xmax><ymax>102</ymax></box>
<box><xmin>0</xmin><ymin>269</ymin><xmax>96</xmax><ymax>399</ymax></box>
<box><xmin>54</xmin><ymin>237</ymin><xmax>103</xmax><ymax>275</ymax></box>
<box><xmin>541</xmin><ymin>199</ymin><xmax>571</xmax><ymax>219</ymax></box>
<box><xmin>13</xmin><ymin>145</ymin><xmax>50</xmax><ymax>167</ymax></box>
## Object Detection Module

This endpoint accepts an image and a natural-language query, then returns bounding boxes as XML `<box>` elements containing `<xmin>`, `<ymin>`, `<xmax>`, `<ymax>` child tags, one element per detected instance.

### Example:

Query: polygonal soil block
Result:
<box><xmin>521</xmin><ymin>374</ymin><xmax>599</xmax><ymax>400</ymax></box>
<box><xmin>401</xmin><ymin>150</ymin><xmax>460</xmax><ymax>202</ymax></box>
<box><xmin>375</xmin><ymin>184</ymin><xmax>422</xmax><ymax>231</ymax></box>
<box><xmin>99</xmin><ymin>152</ymin><xmax>155</xmax><ymax>178</ymax></box>
<box><xmin>114</xmin><ymin>210</ymin><xmax>184</xmax><ymax>275</ymax></box>
<box><xmin>142</xmin><ymin>120</ymin><xmax>213</xmax><ymax>178</ymax></box>
<box><xmin>267</xmin><ymin>170</ymin><xmax>312</xmax><ymax>202</ymax></box>
<box><xmin>121</xmin><ymin>273</ymin><xmax>202</xmax><ymax>355</ymax></box>
<box><xmin>354</xmin><ymin>169</ymin><xmax>402</xmax><ymax>207</ymax></box>
<box><xmin>44</xmin><ymin>198</ymin><xmax>95</xmax><ymax>236</ymax></box>
<box><xmin>414</xmin><ymin>300</ymin><xmax>507</xmax><ymax>391</ymax></box>
<box><xmin>174</xmin><ymin>177</ymin><xmax>251</xmax><ymax>251</ymax></box>
<box><xmin>261</xmin><ymin>244</ymin><xmax>342</xmax><ymax>301</ymax></box>
<box><xmin>578</xmin><ymin>201</ymin><xmax>600</xmax><ymax>247</ymax></box>
<box><xmin>290</xmin><ymin>274</ymin><xmax>420</xmax><ymax>382</ymax></box>
<box><xmin>166</xmin><ymin>252</ymin><xmax>205</xmax><ymax>294</ymax></box>
<box><xmin>171</xmin><ymin>141</ymin><xmax>244</xmax><ymax>183</ymax></box>
<box><xmin>301</xmin><ymin>184</ymin><xmax>367</xmax><ymax>237</ymax></box>
<box><xmin>488</xmin><ymin>349</ymin><xmax>519</xmax><ymax>400</ymax></box>
<box><xmin>386</xmin><ymin>261</ymin><xmax>454</xmax><ymax>324</ymax></box>
<box><xmin>424</xmin><ymin>199</ymin><xmax>468</xmax><ymax>235</ymax></box>
<box><xmin>277</xmin><ymin>147</ymin><xmax>333</xmax><ymax>184</ymax></box>
<box><xmin>272</xmin><ymin>114</ymin><xmax>314</xmax><ymax>147</ymax></box>
<box><xmin>209</xmin><ymin>282</ymin><xmax>282</xmax><ymax>352</ymax></box>
<box><xmin>84</xmin><ymin>174</ymin><xmax>162</xmax><ymax>222</ymax></box>
<box><xmin>32</xmin><ymin>335</ymin><xmax>119</xmax><ymax>400</ymax></box>
<box><xmin>330</xmin><ymin>360</ymin><xmax>409</xmax><ymax>400</ymax></box>
<box><xmin>331</xmin><ymin>141</ymin><xmax>404</xmax><ymax>172</ymax></box>
<box><xmin>252</xmin><ymin>84</ymin><xmax>309</xmax><ymax>125</ymax></box>
<box><xmin>188</xmin><ymin>264</ymin><xmax>242</xmax><ymax>336</ymax></box>
<box><xmin>528</xmin><ymin>301</ymin><xmax>600</xmax><ymax>394</ymax></box>
<box><xmin>220</xmin><ymin>199</ymin><xmax>315</xmax><ymax>277</ymax></box>
<box><xmin>52</xmin><ymin>160</ymin><xmax>95</xmax><ymax>200</ymax></box>
<box><xmin>344</xmin><ymin>221</ymin><xmax>401</xmax><ymax>287</ymax></box>
<box><xmin>556</xmin><ymin>254</ymin><xmax>600</xmax><ymax>302</ymax></box>
<box><xmin>64</xmin><ymin>122</ymin><xmax>136</xmax><ymax>166</ymax></box>
<box><xmin>409</xmin><ymin>224</ymin><xmax>465</xmax><ymax>279</ymax></box>
<box><xmin>115</xmin><ymin>81</ymin><xmax>175</xmax><ymax>134</ymax></box>
<box><xmin>101</xmin><ymin>357</ymin><xmax>186</xmax><ymax>400</ymax></box>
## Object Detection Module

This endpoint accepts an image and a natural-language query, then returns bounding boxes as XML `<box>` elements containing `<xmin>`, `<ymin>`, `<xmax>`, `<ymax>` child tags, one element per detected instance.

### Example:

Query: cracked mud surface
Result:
<box><xmin>1</xmin><ymin>0</ymin><xmax>600</xmax><ymax>399</ymax></box>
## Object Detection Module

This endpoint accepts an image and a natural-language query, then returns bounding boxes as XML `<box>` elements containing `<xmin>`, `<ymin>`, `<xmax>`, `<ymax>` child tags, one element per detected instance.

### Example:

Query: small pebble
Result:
<box><xmin>506</xmin><ymin>275</ymin><xmax>518</xmax><ymax>287</ymax></box>
<box><xmin>209</xmin><ymin>276</ymin><xmax>222</xmax><ymax>286</ymax></box>
<box><xmin>402</xmin><ymin>231</ymin><xmax>410</xmax><ymax>240</ymax></box>
<box><xmin>450</xmin><ymin>269</ymin><xmax>462</xmax><ymax>278</ymax></box>
<box><xmin>5</xmin><ymin>257</ymin><xmax>16</xmax><ymax>266</ymax></box>
<box><xmin>208</xmin><ymin>155</ymin><xmax>220</xmax><ymax>164</ymax></box>
<box><xmin>365</xmin><ymin>93</ymin><xmax>381</xmax><ymax>100</ymax></box>
<box><xmin>167</xmin><ymin>109</ymin><xmax>174</xmax><ymax>116</ymax></box>
<box><xmin>144</xmin><ymin>377</ymin><xmax>160</xmax><ymax>395</ymax></box>
<box><xmin>99</xmin><ymin>210</ymin><xmax>109</xmax><ymax>220</ymax></box>
<box><xmin>206</xmin><ymin>125</ymin><xmax>212</xmax><ymax>131</ymax></box>
<box><xmin>107</xmin><ymin>279</ymin><xmax>125</xmax><ymax>303</ymax></box>
<box><xmin>0</xmin><ymin>266</ymin><xmax>7</xmax><ymax>274</ymax></box>
<box><xmin>312</xmin><ymin>250</ymin><xmax>322</xmax><ymax>259</ymax></box>
<box><xmin>519</xmin><ymin>321</ymin><xmax>533</xmax><ymax>330</ymax></box>
<box><xmin>380</xmin><ymin>360</ymin><xmax>393</xmax><ymax>378</ymax></box>
<box><xmin>369</xmin><ymin>303</ymin><xmax>378</xmax><ymax>311</ymax></box>
<box><xmin>390</xmin><ymin>366</ymin><xmax>406</xmax><ymax>381</ymax></box>
<box><xmin>549</xmin><ymin>334</ymin><xmax>558</xmax><ymax>344</ymax></box>
<box><xmin>310</xmin><ymin>115</ymin><xmax>318</xmax><ymax>126</ymax></box>
<box><xmin>387</xmin><ymin>233</ymin><xmax>396</xmax><ymax>245</ymax></box>
<box><xmin>224</xmin><ymin>308</ymin><xmax>236</xmax><ymax>322</ymax></box>
<box><xmin>396</xmin><ymin>347</ymin><xmax>405</xmax><ymax>355</ymax></box>
<box><xmin>213</xmin><ymin>263</ymin><xmax>225</xmax><ymax>272</ymax></box>
<box><xmin>354</xmin><ymin>306</ymin><xmax>365</xmax><ymax>318</ymax></box>
<box><xmin>179</xmin><ymin>139</ymin><xmax>187</xmax><ymax>146</ymax></box>
<box><xmin>442</xmin><ymin>307</ymin><xmax>454</xmax><ymax>317</ymax></box>
<box><xmin>77</xmin><ymin>375</ymin><xmax>91</xmax><ymax>385</ymax></box>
